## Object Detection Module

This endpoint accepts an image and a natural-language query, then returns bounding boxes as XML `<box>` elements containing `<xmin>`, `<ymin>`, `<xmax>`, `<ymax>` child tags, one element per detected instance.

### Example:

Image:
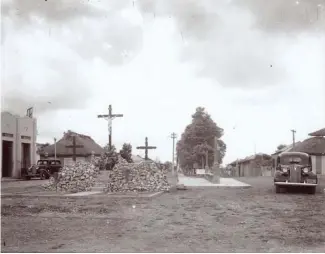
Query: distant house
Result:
<box><xmin>40</xmin><ymin>130</ymin><xmax>104</xmax><ymax>166</ymax></box>
<box><xmin>228</xmin><ymin>153</ymin><xmax>272</xmax><ymax>177</ymax></box>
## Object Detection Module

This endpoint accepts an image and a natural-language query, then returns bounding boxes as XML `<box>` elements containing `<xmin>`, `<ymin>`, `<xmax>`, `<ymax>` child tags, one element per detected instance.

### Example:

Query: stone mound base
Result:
<box><xmin>106</xmin><ymin>158</ymin><xmax>170</xmax><ymax>193</ymax></box>
<box><xmin>42</xmin><ymin>161</ymin><xmax>100</xmax><ymax>193</ymax></box>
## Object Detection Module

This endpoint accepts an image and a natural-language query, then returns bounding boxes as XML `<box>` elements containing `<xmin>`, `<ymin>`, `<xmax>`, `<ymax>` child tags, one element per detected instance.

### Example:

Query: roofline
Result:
<box><xmin>278</xmin><ymin>151</ymin><xmax>309</xmax><ymax>157</ymax></box>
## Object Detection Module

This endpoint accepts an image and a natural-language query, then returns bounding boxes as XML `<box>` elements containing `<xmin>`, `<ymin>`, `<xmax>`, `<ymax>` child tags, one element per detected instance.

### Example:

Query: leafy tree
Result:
<box><xmin>100</xmin><ymin>144</ymin><xmax>118</xmax><ymax>170</ymax></box>
<box><xmin>277</xmin><ymin>144</ymin><xmax>287</xmax><ymax>151</ymax></box>
<box><xmin>119</xmin><ymin>143</ymin><xmax>133</xmax><ymax>163</ymax></box>
<box><xmin>176</xmin><ymin>107</ymin><xmax>226</xmax><ymax>172</ymax></box>
<box><xmin>164</xmin><ymin>161</ymin><xmax>173</xmax><ymax>171</ymax></box>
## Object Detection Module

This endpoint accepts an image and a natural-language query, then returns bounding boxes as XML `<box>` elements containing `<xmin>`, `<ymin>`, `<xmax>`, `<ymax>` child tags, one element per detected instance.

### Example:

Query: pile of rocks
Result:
<box><xmin>43</xmin><ymin>161</ymin><xmax>100</xmax><ymax>193</ymax></box>
<box><xmin>106</xmin><ymin>156</ymin><xmax>170</xmax><ymax>192</ymax></box>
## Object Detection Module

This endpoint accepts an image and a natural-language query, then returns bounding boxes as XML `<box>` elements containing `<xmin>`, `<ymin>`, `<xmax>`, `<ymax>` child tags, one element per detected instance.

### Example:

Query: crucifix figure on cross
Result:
<box><xmin>65</xmin><ymin>136</ymin><xmax>84</xmax><ymax>162</ymax></box>
<box><xmin>97</xmin><ymin>104</ymin><xmax>123</xmax><ymax>151</ymax></box>
<box><xmin>136</xmin><ymin>137</ymin><xmax>157</xmax><ymax>160</ymax></box>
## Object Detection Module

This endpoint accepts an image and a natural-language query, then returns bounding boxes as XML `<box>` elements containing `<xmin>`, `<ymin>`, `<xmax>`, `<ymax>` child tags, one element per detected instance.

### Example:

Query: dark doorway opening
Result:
<box><xmin>2</xmin><ymin>140</ymin><xmax>13</xmax><ymax>177</ymax></box>
<box><xmin>21</xmin><ymin>143</ymin><xmax>31</xmax><ymax>171</ymax></box>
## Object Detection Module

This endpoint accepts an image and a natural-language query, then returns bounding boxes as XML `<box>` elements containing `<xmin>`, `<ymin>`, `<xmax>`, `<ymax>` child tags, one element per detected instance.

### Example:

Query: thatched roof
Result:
<box><xmin>289</xmin><ymin>137</ymin><xmax>325</xmax><ymax>155</ymax></box>
<box><xmin>309</xmin><ymin>128</ymin><xmax>325</xmax><ymax>137</ymax></box>
<box><xmin>40</xmin><ymin>130</ymin><xmax>104</xmax><ymax>157</ymax></box>
<box><xmin>228</xmin><ymin>153</ymin><xmax>271</xmax><ymax>166</ymax></box>
<box><xmin>271</xmin><ymin>142</ymin><xmax>302</xmax><ymax>156</ymax></box>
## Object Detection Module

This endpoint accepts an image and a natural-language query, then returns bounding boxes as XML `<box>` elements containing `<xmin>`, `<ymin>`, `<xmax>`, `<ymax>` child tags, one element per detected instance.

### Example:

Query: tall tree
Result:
<box><xmin>276</xmin><ymin>144</ymin><xmax>287</xmax><ymax>151</ymax></box>
<box><xmin>176</xmin><ymin>107</ymin><xmax>226</xmax><ymax>171</ymax></box>
<box><xmin>119</xmin><ymin>143</ymin><xmax>133</xmax><ymax>163</ymax></box>
<box><xmin>100</xmin><ymin>144</ymin><xmax>118</xmax><ymax>170</ymax></box>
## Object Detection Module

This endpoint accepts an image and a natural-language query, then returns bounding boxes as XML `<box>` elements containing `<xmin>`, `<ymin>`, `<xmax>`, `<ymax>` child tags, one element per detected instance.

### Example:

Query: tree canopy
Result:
<box><xmin>276</xmin><ymin>144</ymin><xmax>287</xmax><ymax>151</ymax></box>
<box><xmin>100</xmin><ymin>144</ymin><xmax>118</xmax><ymax>170</ymax></box>
<box><xmin>119</xmin><ymin>143</ymin><xmax>133</xmax><ymax>163</ymax></box>
<box><xmin>176</xmin><ymin>107</ymin><xmax>226</xmax><ymax>171</ymax></box>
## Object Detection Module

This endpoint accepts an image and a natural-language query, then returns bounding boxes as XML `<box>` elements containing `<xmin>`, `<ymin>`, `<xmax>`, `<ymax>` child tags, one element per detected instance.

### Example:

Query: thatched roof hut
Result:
<box><xmin>308</xmin><ymin>128</ymin><xmax>325</xmax><ymax>137</ymax></box>
<box><xmin>290</xmin><ymin>137</ymin><xmax>325</xmax><ymax>156</ymax></box>
<box><xmin>40</xmin><ymin>130</ymin><xmax>104</xmax><ymax>157</ymax></box>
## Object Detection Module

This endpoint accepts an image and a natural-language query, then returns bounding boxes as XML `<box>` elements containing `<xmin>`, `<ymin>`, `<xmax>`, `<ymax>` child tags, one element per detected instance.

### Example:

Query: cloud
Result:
<box><xmin>1</xmin><ymin>19</ymin><xmax>94</xmax><ymax>115</ymax></box>
<box><xmin>136</xmin><ymin>0</ymin><xmax>325</xmax><ymax>88</ymax></box>
<box><xmin>1</xmin><ymin>0</ymin><xmax>143</xmax><ymax>64</ymax></box>
<box><xmin>1</xmin><ymin>0</ymin><xmax>144</xmax><ymax>115</ymax></box>
<box><xmin>2</xmin><ymin>0</ymin><xmax>324</xmax><ymax>90</ymax></box>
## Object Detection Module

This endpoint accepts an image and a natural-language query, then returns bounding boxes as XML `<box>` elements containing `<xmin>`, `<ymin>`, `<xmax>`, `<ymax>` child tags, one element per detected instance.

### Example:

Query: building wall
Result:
<box><xmin>238</xmin><ymin>161</ymin><xmax>264</xmax><ymax>177</ymax></box>
<box><xmin>1</xmin><ymin>112</ymin><xmax>37</xmax><ymax>178</ymax></box>
<box><xmin>311</xmin><ymin>155</ymin><xmax>325</xmax><ymax>175</ymax></box>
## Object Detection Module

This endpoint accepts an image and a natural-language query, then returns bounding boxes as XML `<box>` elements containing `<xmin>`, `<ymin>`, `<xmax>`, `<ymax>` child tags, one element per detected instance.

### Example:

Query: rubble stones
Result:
<box><xmin>42</xmin><ymin>161</ymin><xmax>100</xmax><ymax>193</ymax></box>
<box><xmin>106</xmin><ymin>156</ymin><xmax>170</xmax><ymax>193</ymax></box>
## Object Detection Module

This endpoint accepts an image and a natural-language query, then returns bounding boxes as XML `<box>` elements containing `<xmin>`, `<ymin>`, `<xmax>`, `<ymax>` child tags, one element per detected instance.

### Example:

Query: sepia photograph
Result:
<box><xmin>1</xmin><ymin>0</ymin><xmax>325</xmax><ymax>252</ymax></box>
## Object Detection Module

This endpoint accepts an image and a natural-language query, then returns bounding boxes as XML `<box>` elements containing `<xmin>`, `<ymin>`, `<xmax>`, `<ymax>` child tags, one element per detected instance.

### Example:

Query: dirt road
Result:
<box><xmin>1</xmin><ymin>176</ymin><xmax>325</xmax><ymax>252</ymax></box>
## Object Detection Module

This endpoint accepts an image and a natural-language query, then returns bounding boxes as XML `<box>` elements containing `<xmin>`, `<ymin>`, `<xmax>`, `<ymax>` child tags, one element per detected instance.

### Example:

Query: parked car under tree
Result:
<box><xmin>274</xmin><ymin>152</ymin><xmax>317</xmax><ymax>194</ymax></box>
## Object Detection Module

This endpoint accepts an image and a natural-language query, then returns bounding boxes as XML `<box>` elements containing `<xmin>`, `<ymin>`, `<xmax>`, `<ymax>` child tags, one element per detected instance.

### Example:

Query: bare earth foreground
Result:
<box><xmin>1</xmin><ymin>176</ymin><xmax>325</xmax><ymax>252</ymax></box>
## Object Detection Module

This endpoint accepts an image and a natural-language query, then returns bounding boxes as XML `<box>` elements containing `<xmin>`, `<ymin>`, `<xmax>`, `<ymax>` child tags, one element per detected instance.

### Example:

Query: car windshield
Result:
<box><xmin>37</xmin><ymin>161</ymin><xmax>48</xmax><ymax>165</ymax></box>
<box><xmin>280</xmin><ymin>155</ymin><xmax>309</xmax><ymax>165</ymax></box>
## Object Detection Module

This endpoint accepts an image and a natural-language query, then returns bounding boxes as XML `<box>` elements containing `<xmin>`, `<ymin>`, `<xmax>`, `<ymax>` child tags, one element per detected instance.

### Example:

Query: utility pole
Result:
<box><xmin>291</xmin><ymin>129</ymin><xmax>296</xmax><ymax>149</ymax></box>
<box><xmin>170</xmin><ymin>132</ymin><xmax>177</xmax><ymax>176</ymax></box>
<box><xmin>54</xmin><ymin>138</ymin><xmax>57</xmax><ymax>160</ymax></box>
<box><xmin>98</xmin><ymin>105</ymin><xmax>123</xmax><ymax>150</ymax></box>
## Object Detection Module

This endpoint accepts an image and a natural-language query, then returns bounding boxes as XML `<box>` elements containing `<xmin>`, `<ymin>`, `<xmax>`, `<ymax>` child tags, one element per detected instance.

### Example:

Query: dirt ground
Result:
<box><xmin>1</xmin><ymin>176</ymin><xmax>325</xmax><ymax>252</ymax></box>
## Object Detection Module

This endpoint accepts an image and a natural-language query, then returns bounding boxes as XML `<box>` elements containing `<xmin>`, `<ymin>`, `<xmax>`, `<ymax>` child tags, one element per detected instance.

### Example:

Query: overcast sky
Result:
<box><xmin>1</xmin><ymin>0</ymin><xmax>325</xmax><ymax>164</ymax></box>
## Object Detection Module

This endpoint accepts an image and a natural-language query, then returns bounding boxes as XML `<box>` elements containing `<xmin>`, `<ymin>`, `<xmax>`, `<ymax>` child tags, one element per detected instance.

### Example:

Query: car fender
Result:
<box><xmin>40</xmin><ymin>169</ymin><xmax>50</xmax><ymax>177</ymax></box>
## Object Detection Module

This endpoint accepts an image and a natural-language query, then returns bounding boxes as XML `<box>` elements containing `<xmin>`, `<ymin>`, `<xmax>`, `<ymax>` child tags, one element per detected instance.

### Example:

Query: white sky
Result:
<box><xmin>1</xmin><ymin>0</ymin><xmax>325</xmax><ymax>164</ymax></box>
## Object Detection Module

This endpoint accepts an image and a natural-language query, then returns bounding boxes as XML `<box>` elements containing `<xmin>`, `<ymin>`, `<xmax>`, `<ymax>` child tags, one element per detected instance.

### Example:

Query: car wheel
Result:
<box><xmin>275</xmin><ymin>185</ymin><xmax>281</xmax><ymax>193</ymax></box>
<box><xmin>40</xmin><ymin>172</ymin><xmax>46</xmax><ymax>180</ymax></box>
<box><xmin>24</xmin><ymin>176</ymin><xmax>31</xmax><ymax>180</ymax></box>
<box><xmin>307</xmin><ymin>186</ymin><xmax>316</xmax><ymax>194</ymax></box>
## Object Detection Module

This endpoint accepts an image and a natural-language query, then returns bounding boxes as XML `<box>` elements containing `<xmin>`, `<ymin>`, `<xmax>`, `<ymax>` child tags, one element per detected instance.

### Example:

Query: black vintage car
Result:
<box><xmin>21</xmin><ymin>159</ymin><xmax>62</xmax><ymax>180</ymax></box>
<box><xmin>274</xmin><ymin>152</ymin><xmax>317</xmax><ymax>194</ymax></box>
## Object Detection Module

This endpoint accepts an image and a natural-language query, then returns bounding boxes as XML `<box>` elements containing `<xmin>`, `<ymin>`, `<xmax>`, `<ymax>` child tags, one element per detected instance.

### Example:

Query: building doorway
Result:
<box><xmin>2</xmin><ymin>140</ymin><xmax>13</xmax><ymax>177</ymax></box>
<box><xmin>21</xmin><ymin>143</ymin><xmax>31</xmax><ymax>170</ymax></box>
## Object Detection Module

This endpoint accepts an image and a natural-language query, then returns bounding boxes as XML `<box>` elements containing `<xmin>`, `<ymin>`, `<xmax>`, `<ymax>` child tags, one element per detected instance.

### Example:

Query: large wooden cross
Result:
<box><xmin>65</xmin><ymin>136</ymin><xmax>84</xmax><ymax>162</ymax></box>
<box><xmin>136</xmin><ymin>137</ymin><xmax>157</xmax><ymax>160</ymax></box>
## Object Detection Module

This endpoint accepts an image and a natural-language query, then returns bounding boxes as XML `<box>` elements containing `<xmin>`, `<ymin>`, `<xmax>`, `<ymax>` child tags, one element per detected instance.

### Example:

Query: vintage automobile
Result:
<box><xmin>274</xmin><ymin>152</ymin><xmax>317</xmax><ymax>194</ymax></box>
<box><xmin>21</xmin><ymin>159</ymin><xmax>62</xmax><ymax>180</ymax></box>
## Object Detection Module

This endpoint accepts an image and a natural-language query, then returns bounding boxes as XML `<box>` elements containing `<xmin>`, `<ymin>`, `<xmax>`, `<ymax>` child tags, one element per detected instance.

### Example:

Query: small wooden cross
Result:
<box><xmin>65</xmin><ymin>136</ymin><xmax>83</xmax><ymax>162</ymax></box>
<box><xmin>136</xmin><ymin>137</ymin><xmax>157</xmax><ymax>160</ymax></box>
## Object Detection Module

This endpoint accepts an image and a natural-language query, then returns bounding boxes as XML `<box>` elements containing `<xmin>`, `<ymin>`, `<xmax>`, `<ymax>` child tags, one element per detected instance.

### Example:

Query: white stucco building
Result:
<box><xmin>1</xmin><ymin>111</ymin><xmax>37</xmax><ymax>178</ymax></box>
